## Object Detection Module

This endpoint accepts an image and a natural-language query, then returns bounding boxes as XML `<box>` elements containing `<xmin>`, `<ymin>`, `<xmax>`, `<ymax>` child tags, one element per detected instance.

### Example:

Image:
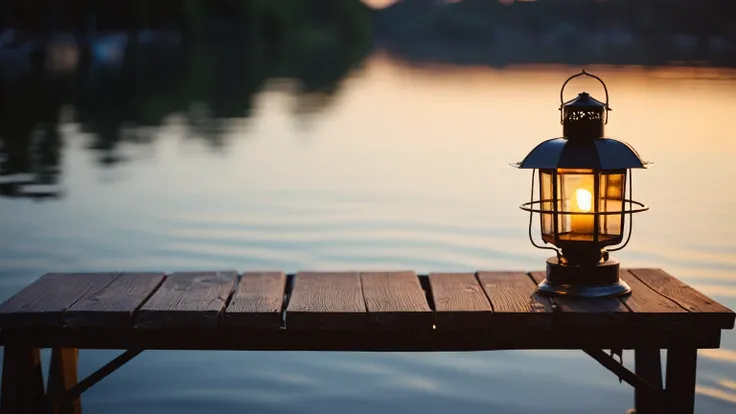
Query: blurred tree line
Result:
<box><xmin>374</xmin><ymin>0</ymin><xmax>736</xmax><ymax>67</ymax></box>
<box><xmin>1</xmin><ymin>0</ymin><xmax>372</xmax><ymax>44</ymax></box>
<box><xmin>0</xmin><ymin>0</ymin><xmax>373</xmax><ymax>200</ymax></box>
<box><xmin>376</xmin><ymin>0</ymin><xmax>736</xmax><ymax>42</ymax></box>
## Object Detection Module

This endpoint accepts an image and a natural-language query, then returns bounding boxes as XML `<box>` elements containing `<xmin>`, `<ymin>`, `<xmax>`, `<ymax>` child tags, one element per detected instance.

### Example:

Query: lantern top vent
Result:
<box><xmin>559</xmin><ymin>71</ymin><xmax>611</xmax><ymax>140</ymax></box>
<box><xmin>562</xmin><ymin>92</ymin><xmax>608</xmax><ymax>111</ymax></box>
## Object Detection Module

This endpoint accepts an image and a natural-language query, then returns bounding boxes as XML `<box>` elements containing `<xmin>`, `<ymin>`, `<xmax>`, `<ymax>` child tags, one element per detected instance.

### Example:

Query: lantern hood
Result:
<box><xmin>562</xmin><ymin>92</ymin><xmax>609</xmax><ymax>110</ymax></box>
<box><xmin>514</xmin><ymin>137</ymin><xmax>649</xmax><ymax>170</ymax></box>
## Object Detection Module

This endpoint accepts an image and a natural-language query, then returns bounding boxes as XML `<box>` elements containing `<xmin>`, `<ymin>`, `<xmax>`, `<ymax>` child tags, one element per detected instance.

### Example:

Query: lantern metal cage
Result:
<box><xmin>514</xmin><ymin>70</ymin><xmax>650</xmax><ymax>298</ymax></box>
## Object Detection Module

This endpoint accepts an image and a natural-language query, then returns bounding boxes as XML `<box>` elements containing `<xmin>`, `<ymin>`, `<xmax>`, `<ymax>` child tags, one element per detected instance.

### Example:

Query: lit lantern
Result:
<box><xmin>514</xmin><ymin>70</ymin><xmax>649</xmax><ymax>298</ymax></box>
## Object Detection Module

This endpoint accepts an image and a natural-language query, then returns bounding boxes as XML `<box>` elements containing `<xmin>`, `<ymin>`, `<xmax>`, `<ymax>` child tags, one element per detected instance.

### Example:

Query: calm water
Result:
<box><xmin>1</xmin><ymin>49</ymin><xmax>736</xmax><ymax>413</ymax></box>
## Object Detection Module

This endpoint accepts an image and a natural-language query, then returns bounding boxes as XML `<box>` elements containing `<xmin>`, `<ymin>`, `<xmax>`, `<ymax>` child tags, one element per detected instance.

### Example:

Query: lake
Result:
<box><xmin>1</xmin><ymin>47</ymin><xmax>735</xmax><ymax>413</ymax></box>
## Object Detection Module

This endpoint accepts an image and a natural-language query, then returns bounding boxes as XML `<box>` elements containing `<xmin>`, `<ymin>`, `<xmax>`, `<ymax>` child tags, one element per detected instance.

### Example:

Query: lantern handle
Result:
<box><xmin>559</xmin><ymin>70</ymin><xmax>611</xmax><ymax>124</ymax></box>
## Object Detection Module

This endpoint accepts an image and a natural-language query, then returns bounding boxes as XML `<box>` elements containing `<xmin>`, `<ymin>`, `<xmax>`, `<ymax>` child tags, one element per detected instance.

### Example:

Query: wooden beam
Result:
<box><xmin>54</xmin><ymin>350</ymin><xmax>143</xmax><ymax>407</ymax></box>
<box><xmin>47</xmin><ymin>348</ymin><xmax>81</xmax><ymax>414</ymax></box>
<box><xmin>583</xmin><ymin>349</ymin><xmax>663</xmax><ymax>396</ymax></box>
<box><xmin>665</xmin><ymin>347</ymin><xmax>698</xmax><ymax>414</ymax></box>
<box><xmin>1</xmin><ymin>345</ymin><xmax>46</xmax><ymax>414</ymax></box>
<box><xmin>635</xmin><ymin>348</ymin><xmax>663</xmax><ymax>414</ymax></box>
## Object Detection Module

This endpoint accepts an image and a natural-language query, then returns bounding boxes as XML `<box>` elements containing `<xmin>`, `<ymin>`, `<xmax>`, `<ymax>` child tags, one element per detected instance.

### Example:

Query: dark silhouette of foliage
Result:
<box><xmin>0</xmin><ymin>0</ymin><xmax>373</xmax><ymax>200</ymax></box>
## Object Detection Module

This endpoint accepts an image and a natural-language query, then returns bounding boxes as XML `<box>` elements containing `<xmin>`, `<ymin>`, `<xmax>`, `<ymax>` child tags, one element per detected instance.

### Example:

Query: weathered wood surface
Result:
<box><xmin>65</xmin><ymin>273</ymin><xmax>165</xmax><ymax>328</ymax></box>
<box><xmin>0</xmin><ymin>269</ymin><xmax>731</xmax><ymax>351</ymax></box>
<box><xmin>286</xmin><ymin>272</ymin><xmax>366</xmax><ymax>330</ymax></box>
<box><xmin>619</xmin><ymin>270</ymin><xmax>688</xmax><ymax>327</ymax></box>
<box><xmin>0</xmin><ymin>273</ymin><xmax>119</xmax><ymax>327</ymax></box>
<box><xmin>479</xmin><ymin>271</ymin><xmax>553</xmax><ymax>330</ymax></box>
<box><xmin>629</xmin><ymin>268</ymin><xmax>735</xmax><ymax>328</ymax></box>
<box><xmin>135</xmin><ymin>271</ymin><xmax>237</xmax><ymax>329</ymax></box>
<box><xmin>361</xmin><ymin>271</ymin><xmax>432</xmax><ymax>329</ymax></box>
<box><xmin>225</xmin><ymin>272</ymin><xmax>286</xmax><ymax>329</ymax></box>
<box><xmin>429</xmin><ymin>273</ymin><xmax>492</xmax><ymax>329</ymax></box>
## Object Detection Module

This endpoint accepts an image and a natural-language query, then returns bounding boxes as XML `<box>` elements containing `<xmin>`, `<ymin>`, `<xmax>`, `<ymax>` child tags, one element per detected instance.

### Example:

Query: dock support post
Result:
<box><xmin>1</xmin><ymin>345</ymin><xmax>46</xmax><ymax>414</ymax></box>
<box><xmin>634</xmin><ymin>348</ymin><xmax>663</xmax><ymax>414</ymax></box>
<box><xmin>48</xmin><ymin>348</ymin><xmax>82</xmax><ymax>414</ymax></box>
<box><xmin>665</xmin><ymin>347</ymin><xmax>698</xmax><ymax>414</ymax></box>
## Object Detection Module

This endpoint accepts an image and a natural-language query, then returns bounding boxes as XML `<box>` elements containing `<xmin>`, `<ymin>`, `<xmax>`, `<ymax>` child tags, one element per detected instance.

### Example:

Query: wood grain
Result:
<box><xmin>0</xmin><ymin>273</ymin><xmax>120</xmax><ymax>328</ymax></box>
<box><xmin>361</xmin><ymin>271</ymin><xmax>432</xmax><ymax>329</ymax></box>
<box><xmin>135</xmin><ymin>271</ymin><xmax>237</xmax><ymax>329</ymax></box>
<box><xmin>286</xmin><ymin>272</ymin><xmax>366</xmax><ymax>330</ymax></box>
<box><xmin>629</xmin><ymin>268</ymin><xmax>735</xmax><ymax>329</ymax></box>
<box><xmin>429</xmin><ymin>273</ymin><xmax>492</xmax><ymax>329</ymax></box>
<box><xmin>479</xmin><ymin>272</ymin><xmax>552</xmax><ymax>313</ymax></box>
<box><xmin>479</xmin><ymin>271</ymin><xmax>553</xmax><ymax>330</ymax></box>
<box><xmin>65</xmin><ymin>273</ymin><xmax>165</xmax><ymax>328</ymax></box>
<box><xmin>619</xmin><ymin>270</ymin><xmax>690</xmax><ymax>328</ymax></box>
<box><xmin>225</xmin><ymin>272</ymin><xmax>286</xmax><ymax>329</ymax></box>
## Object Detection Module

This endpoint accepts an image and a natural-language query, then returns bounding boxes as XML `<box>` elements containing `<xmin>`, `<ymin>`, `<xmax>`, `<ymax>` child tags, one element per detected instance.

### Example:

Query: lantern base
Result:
<box><xmin>536</xmin><ymin>256</ymin><xmax>631</xmax><ymax>298</ymax></box>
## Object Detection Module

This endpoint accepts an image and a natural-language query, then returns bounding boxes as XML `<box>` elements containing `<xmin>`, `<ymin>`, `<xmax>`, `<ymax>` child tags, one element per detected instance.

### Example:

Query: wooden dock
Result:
<box><xmin>0</xmin><ymin>269</ymin><xmax>733</xmax><ymax>414</ymax></box>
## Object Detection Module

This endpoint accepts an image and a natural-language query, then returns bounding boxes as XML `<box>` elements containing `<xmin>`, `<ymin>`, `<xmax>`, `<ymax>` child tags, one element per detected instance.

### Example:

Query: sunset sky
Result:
<box><xmin>361</xmin><ymin>0</ymin><xmax>473</xmax><ymax>9</ymax></box>
<box><xmin>361</xmin><ymin>0</ymin><xmax>398</xmax><ymax>8</ymax></box>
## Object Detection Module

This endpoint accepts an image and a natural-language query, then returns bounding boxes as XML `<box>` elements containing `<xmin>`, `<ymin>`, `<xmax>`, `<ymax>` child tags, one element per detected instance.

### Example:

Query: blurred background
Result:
<box><xmin>1</xmin><ymin>1</ymin><xmax>735</xmax><ymax>413</ymax></box>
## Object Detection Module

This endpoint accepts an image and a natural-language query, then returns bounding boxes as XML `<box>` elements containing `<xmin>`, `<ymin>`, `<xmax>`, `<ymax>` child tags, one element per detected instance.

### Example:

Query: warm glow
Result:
<box><xmin>575</xmin><ymin>188</ymin><xmax>592</xmax><ymax>212</ymax></box>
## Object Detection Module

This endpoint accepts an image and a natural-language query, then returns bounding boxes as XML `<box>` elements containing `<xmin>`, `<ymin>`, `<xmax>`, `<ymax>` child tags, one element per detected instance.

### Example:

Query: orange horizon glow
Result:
<box><xmin>361</xmin><ymin>0</ymin><xmax>397</xmax><ymax>9</ymax></box>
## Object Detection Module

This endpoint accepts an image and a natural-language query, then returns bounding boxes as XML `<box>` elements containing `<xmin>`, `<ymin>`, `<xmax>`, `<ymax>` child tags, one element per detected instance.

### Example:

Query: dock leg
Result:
<box><xmin>1</xmin><ymin>345</ymin><xmax>46</xmax><ymax>414</ymax></box>
<box><xmin>634</xmin><ymin>348</ymin><xmax>663</xmax><ymax>414</ymax></box>
<box><xmin>665</xmin><ymin>347</ymin><xmax>698</xmax><ymax>414</ymax></box>
<box><xmin>47</xmin><ymin>348</ymin><xmax>81</xmax><ymax>414</ymax></box>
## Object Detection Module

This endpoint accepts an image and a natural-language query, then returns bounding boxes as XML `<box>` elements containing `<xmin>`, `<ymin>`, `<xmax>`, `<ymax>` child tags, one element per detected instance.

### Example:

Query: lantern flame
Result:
<box><xmin>575</xmin><ymin>188</ymin><xmax>592</xmax><ymax>212</ymax></box>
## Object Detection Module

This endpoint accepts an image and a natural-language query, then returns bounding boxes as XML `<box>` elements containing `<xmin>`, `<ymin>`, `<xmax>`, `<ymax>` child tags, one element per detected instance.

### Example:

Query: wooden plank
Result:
<box><xmin>429</xmin><ymin>273</ymin><xmax>492</xmax><ymax>329</ymax></box>
<box><xmin>224</xmin><ymin>272</ymin><xmax>286</xmax><ymax>329</ymax></box>
<box><xmin>0</xmin><ymin>273</ymin><xmax>120</xmax><ymax>328</ymax></box>
<box><xmin>529</xmin><ymin>271</ymin><xmax>630</xmax><ymax>325</ymax></box>
<box><xmin>65</xmin><ymin>273</ymin><xmax>165</xmax><ymax>328</ymax></box>
<box><xmin>286</xmin><ymin>272</ymin><xmax>366</xmax><ymax>330</ymax></box>
<box><xmin>478</xmin><ymin>272</ymin><xmax>552</xmax><ymax>313</ymax></box>
<box><xmin>479</xmin><ymin>271</ymin><xmax>553</xmax><ymax>330</ymax></box>
<box><xmin>135</xmin><ymin>271</ymin><xmax>237</xmax><ymax>329</ymax></box>
<box><xmin>629</xmin><ymin>268</ymin><xmax>735</xmax><ymax>329</ymax></box>
<box><xmin>47</xmin><ymin>348</ymin><xmax>81</xmax><ymax>414</ymax></box>
<box><xmin>361</xmin><ymin>271</ymin><xmax>432</xmax><ymax>329</ymax></box>
<box><xmin>619</xmin><ymin>270</ymin><xmax>690</xmax><ymax>328</ymax></box>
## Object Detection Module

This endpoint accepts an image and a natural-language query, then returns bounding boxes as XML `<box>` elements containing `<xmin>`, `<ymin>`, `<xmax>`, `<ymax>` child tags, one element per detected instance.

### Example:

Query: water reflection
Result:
<box><xmin>4</xmin><ymin>0</ymin><xmax>736</xmax><ymax>201</ymax></box>
<box><xmin>0</xmin><ymin>34</ymin><xmax>370</xmax><ymax>200</ymax></box>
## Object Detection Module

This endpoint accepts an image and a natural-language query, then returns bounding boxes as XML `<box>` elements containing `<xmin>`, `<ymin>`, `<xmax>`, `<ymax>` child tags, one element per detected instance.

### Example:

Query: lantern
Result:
<box><xmin>514</xmin><ymin>70</ymin><xmax>649</xmax><ymax>298</ymax></box>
